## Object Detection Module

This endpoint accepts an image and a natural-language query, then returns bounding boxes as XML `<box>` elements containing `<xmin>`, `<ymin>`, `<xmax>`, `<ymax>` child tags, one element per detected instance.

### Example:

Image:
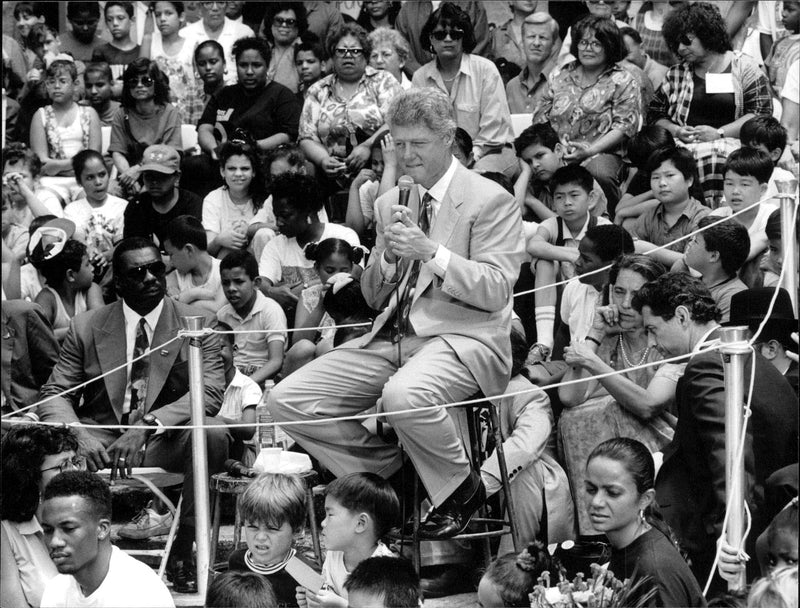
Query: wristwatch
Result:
<box><xmin>717</xmin><ymin>128</ymin><xmax>725</xmax><ymax>139</ymax></box>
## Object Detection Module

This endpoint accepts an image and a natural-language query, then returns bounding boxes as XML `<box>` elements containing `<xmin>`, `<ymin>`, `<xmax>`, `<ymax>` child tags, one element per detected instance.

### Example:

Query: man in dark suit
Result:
<box><xmin>633</xmin><ymin>272</ymin><xmax>798</xmax><ymax>592</ymax></box>
<box><xmin>38</xmin><ymin>237</ymin><xmax>231</xmax><ymax>593</ymax></box>
<box><xmin>269</xmin><ymin>88</ymin><xmax>525</xmax><ymax>540</ymax></box>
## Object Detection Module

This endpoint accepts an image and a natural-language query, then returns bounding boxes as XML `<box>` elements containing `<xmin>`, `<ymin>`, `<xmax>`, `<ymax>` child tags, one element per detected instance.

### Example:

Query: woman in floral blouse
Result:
<box><xmin>532</xmin><ymin>15</ymin><xmax>641</xmax><ymax>214</ymax></box>
<box><xmin>298</xmin><ymin>23</ymin><xmax>402</xmax><ymax>189</ymax></box>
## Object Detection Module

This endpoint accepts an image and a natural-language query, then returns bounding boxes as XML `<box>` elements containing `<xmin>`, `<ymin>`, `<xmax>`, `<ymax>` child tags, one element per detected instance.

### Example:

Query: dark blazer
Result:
<box><xmin>1</xmin><ymin>300</ymin><xmax>59</xmax><ymax>413</ymax></box>
<box><xmin>38</xmin><ymin>298</ymin><xmax>224</xmax><ymax>429</ymax></box>
<box><xmin>656</xmin><ymin>337</ymin><xmax>798</xmax><ymax>561</ymax></box>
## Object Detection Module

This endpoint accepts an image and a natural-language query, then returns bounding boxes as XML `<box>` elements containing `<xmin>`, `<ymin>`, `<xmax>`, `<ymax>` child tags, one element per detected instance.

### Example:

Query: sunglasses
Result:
<box><xmin>123</xmin><ymin>260</ymin><xmax>167</xmax><ymax>281</ymax></box>
<box><xmin>126</xmin><ymin>75</ymin><xmax>154</xmax><ymax>87</ymax></box>
<box><xmin>678</xmin><ymin>34</ymin><xmax>696</xmax><ymax>46</ymax></box>
<box><xmin>273</xmin><ymin>17</ymin><xmax>297</xmax><ymax>27</ymax></box>
<box><xmin>430</xmin><ymin>29</ymin><xmax>465</xmax><ymax>41</ymax></box>
<box><xmin>335</xmin><ymin>47</ymin><xmax>365</xmax><ymax>57</ymax></box>
<box><xmin>41</xmin><ymin>456</ymin><xmax>87</xmax><ymax>475</ymax></box>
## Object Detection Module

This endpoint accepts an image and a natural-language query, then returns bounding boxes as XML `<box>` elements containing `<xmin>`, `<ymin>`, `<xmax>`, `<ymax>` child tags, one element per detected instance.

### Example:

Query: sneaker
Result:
<box><xmin>117</xmin><ymin>501</ymin><xmax>173</xmax><ymax>540</ymax></box>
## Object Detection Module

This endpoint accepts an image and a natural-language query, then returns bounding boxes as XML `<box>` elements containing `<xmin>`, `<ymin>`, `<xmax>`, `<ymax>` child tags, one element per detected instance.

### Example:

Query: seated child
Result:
<box><xmin>452</xmin><ymin>127</ymin><xmax>474</xmax><ymax>168</ymax></box>
<box><xmin>227</xmin><ymin>473</ymin><xmax>308</xmax><ymax>607</ymax></box>
<box><xmin>163</xmin><ymin>215</ymin><xmax>226</xmax><ymax>314</ymax></box>
<box><xmin>1</xmin><ymin>190</ymin><xmax>28</xmax><ymax>262</ymax></box>
<box><xmin>560</xmin><ymin>224</ymin><xmax>634</xmax><ymax>346</ymax></box>
<box><xmin>482</xmin><ymin>331</ymin><xmax>574</xmax><ymax>554</ymax></box>
<box><xmin>2</xmin><ymin>143</ymin><xmax>64</xmax><ymax>226</ymax></box>
<box><xmin>632</xmin><ymin>146</ymin><xmax>710</xmax><ymax>267</ymax></box>
<box><xmin>746</xmin><ymin>565</ymin><xmax>798</xmax><ymax>608</ymax></box>
<box><xmin>761</xmin><ymin>208</ymin><xmax>798</xmax><ymax>288</ymax></box>
<box><xmin>30</xmin><ymin>227</ymin><xmax>103</xmax><ymax>340</ymax></box>
<box><xmin>710</xmin><ymin>147</ymin><xmax>778</xmax><ymax>286</ymax></box>
<box><xmin>64</xmin><ymin>149</ymin><xmax>127</xmax><ymax>293</ymax></box>
<box><xmin>346</xmin><ymin>131</ymin><xmax>395</xmax><ymax>239</ymax></box>
<box><xmin>295</xmin><ymin>33</ymin><xmax>326</xmax><ymax>101</ymax></box>
<box><xmin>283</xmin><ymin>239</ymin><xmax>366</xmax><ymax>377</ymax></box>
<box><xmin>297</xmin><ymin>473</ymin><xmax>400</xmax><ymax>608</ymax></box>
<box><xmin>478</xmin><ymin>542</ymin><xmax>552</xmax><ymax>608</ymax></box>
<box><xmin>680</xmin><ymin>217</ymin><xmax>749</xmax><ymax>322</ymax></box>
<box><xmin>218</xmin><ymin>250</ymin><xmax>287</xmax><ymax>385</ymax></box>
<box><xmin>91</xmin><ymin>1</ymin><xmax>140</xmax><ymax>97</ymax></box>
<box><xmin>739</xmin><ymin>116</ymin><xmax>796</xmax><ymax>203</ymax></box>
<box><xmin>206</xmin><ymin>570</ymin><xmax>277</xmax><ymax>608</ymax></box>
<box><xmin>194</xmin><ymin>40</ymin><xmax>226</xmax><ymax>108</ymax></box>
<box><xmin>343</xmin><ymin>556</ymin><xmax>421</xmax><ymax>608</ymax></box>
<box><xmin>81</xmin><ymin>62</ymin><xmax>120</xmax><ymax>127</ymax></box>
<box><xmin>527</xmin><ymin>164</ymin><xmax>611</xmax><ymax>360</ymax></box>
<box><xmin>213</xmin><ymin>320</ymin><xmax>260</xmax><ymax>464</ymax></box>
<box><xmin>615</xmin><ymin>125</ymin><xmax>676</xmax><ymax>230</ymax></box>
<box><xmin>19</xmin><ymin>214</ymin><xmax>58</xmax><ymax>301</ymax></box>
<box><xmin>324</xmin><ymin>277</ymin><xmax>375</xmax><ymax>348</ymax></box>
<box><xmin>514</xmin><ymin>123</ymin><xmax>608</xmax><ymax>226</ymax></box>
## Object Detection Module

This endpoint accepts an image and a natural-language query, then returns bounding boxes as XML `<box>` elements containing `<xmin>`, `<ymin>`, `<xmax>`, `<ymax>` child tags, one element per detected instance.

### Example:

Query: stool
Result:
<box><xmin>107</xmin><ymin>468</ymin><xmax>184</xmax><ymax>578</ymax></box>
<box><xmin>210</xmin><ymin>470</ymin><xmax>321</xmax><ymax>569</ymax></box>
<box><xmin>396</xmin><ymin>398</ymin><xmax>520</xmax><ymax>571</ymax></box>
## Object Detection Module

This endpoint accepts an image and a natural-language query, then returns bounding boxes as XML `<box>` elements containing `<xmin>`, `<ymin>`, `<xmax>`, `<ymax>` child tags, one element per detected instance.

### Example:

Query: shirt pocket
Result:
<box><xmin>454</xmin><ymin>103</ymin><xmax>480</xmax><ymax>138</ymax></box>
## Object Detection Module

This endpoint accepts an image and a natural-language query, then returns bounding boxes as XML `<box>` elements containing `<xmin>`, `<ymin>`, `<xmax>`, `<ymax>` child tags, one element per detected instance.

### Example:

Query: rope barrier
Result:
<box><xmin>513</xmin><ymin>193</ymin><xmax>778</xmax><ymax>298</ymax></box>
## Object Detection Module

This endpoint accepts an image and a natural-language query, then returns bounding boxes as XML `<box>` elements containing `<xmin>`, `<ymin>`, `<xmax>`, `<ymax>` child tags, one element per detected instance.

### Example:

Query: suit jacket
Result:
<box><xmin>1</xmin><ymin>300</ymin><xmax>59</xmax><ymax>413</ymax></box>
<box><xmin>38</xmin><ymin>298</ymin><xmax>224</xmax><ymax>429</ymax></box>
<box><xmin>359</xmin><ymin>162</ymin><xmax>526</xmax><ymax>398</ymax></box>
<box><xmin>656</xmin><ymin>337</ymin><xmax>798</xmax><ymax>558</ymax></box>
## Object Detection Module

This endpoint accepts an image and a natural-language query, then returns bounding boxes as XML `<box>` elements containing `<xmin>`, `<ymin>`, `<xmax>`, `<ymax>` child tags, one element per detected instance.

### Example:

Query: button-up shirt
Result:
<box><xmin>505</xmin><ymin>66</ymin><xmax>549</xmax><ymax>114</ymax></box>
<box><xmin>121</xmin><ymin>300</ymin><xmax>164</xmax><ymax>415</ymax></box>
<box><xmin>633</xmin><ymin>198</ymin><xmax>711</xmax><ymax>253</ymax></box>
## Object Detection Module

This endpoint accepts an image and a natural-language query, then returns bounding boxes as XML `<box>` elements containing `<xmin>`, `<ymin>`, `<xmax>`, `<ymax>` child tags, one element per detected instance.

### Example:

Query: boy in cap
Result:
<box><xmin>122</xmin><ymin>144</ymin><xmax>203</xmax><ymax>252</ymax></box>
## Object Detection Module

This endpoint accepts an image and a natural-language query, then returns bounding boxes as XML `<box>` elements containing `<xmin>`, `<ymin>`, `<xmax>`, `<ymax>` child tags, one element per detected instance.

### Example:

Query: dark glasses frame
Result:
<box><xmin>334</xmin><ymin>47</ymin><xmax>365</xmax><ymax>57</ymax></box>
<box><xmin>123</xmin><ymin>260</ymin><xmax>167</xmax><ymax>281</ymax></box>
<box><xmin>126</xmin><ymin>75</ymin><xmax>155</xmax><ymax>87</ymax></box>
<box><xmin>430</xmin><ymin>29</ymin><xmax>465</xmax><ymax>41</ymax></box>
<box><xmin>273</xmin><ymin>17</ymin><xmax>298</xmax><ymax>27</ymax></box>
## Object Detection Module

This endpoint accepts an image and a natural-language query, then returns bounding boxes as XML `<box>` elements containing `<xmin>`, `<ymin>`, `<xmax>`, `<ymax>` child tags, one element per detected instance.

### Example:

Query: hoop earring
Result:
<box><xmin>638</xmin><ymin>509</ymin><xmax>646</xmax><ymax>525</ymax></box>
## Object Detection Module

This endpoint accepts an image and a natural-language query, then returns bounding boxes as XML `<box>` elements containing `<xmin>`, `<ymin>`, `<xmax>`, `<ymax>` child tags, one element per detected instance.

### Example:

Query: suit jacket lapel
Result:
<box><xmin>93</xmin><ymin>302</ymin><xmax>127</xmax><ymax>421</ymax></box>
<box><xmin>145</xmin><ymin>299</ymin><xmax>182</xmax><ymax>412</ymax></box>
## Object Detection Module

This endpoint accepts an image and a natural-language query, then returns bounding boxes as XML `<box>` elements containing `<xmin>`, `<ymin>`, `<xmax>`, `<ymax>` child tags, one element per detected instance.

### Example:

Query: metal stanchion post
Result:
<box><xmin>775</xmin><ymin>179</ymin><xmax>798</xmax><ymax>316</ymax></box>
<box><xmin>180</xmin><ymin>316</ymin><xmax>211</xmax><ymax>603</ymax></box>
<box><xmin>719</xmin><ymin>326</ymin><xmax>750</xmax><ymax>593</ymax></box>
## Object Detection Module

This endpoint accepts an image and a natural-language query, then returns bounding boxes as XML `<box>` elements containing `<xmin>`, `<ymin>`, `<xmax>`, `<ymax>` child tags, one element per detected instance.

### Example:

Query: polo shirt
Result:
<box><xmin>708</xmin><ymin>275</ymin><xmax>748</xmax><ymax>323</ymax></box>
<box><xmin>506</xmin><ymin>67</ymin><xmax>549</xmax><ymax>114</ymax></box>
<box><xmin>217</xmin><ymin>291</ymin><xmax>287</xmax><ymax>373</ymax></box>
<box><xmin>633</xmin><ymin>198</ymin><xmax>710</xmax><ymax>253</ymax></box>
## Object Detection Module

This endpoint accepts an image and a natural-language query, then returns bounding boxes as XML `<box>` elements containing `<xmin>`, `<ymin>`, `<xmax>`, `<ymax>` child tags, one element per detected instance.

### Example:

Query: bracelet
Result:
<box><xmin>585</xmin><ymin>336</ymin><xmax>601</xmax><ymax>346</ymax></box>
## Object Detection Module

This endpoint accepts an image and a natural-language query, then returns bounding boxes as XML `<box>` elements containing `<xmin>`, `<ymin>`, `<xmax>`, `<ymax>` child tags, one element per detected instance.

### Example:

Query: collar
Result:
<box><xmin>655</xmin><ymin>198</ymin><xmax>701</xmax><ymax>222</ymax></box>
<box><xmin>14</xmin><ymin>517</ymin><xmax>44</xmax><ymax>535</ymax></box>
<box><xmin>563</xmin><ymin>60</ymin><xmax>619</xmax><ymax>83</ymax></box>
<box><xmin>229</xmin><ymin>291</ymin><xmax>269</xmax><ymax>322</ymax></box>
<box><xmin>692</xmin><ymin>324</ymin><xmax>721</xmax><ymax>354</ymax></box>
<box><xmin>322</xmin><ymin>66</ymin><xmax>380</xmax><ymax>92</ymax></box>
<box><xmin>122</xmin><ymin>299</ymin><xmax>164</xmax><ymax>333</ymax></box>
<box><xmin>245</xmin><ymin>548</ymin><xmax>296</xmax><ymax>575</ymax></box>
<box><xmin>521</xmin><ymin>65</ymin><xmax>548</xmax><ymax>88</ymax></box>
<box><xmin>418</xmin><ymin>156</ymin><xmax>459</xmax><ymax>204</ymax></box>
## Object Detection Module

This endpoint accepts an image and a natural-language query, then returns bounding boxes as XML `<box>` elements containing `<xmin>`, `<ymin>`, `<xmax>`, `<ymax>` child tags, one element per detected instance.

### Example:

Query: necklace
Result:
<box><xmin>618</xmin><ymin>334</ymin><xmax>651</xmax><ymax>368</ymax></box>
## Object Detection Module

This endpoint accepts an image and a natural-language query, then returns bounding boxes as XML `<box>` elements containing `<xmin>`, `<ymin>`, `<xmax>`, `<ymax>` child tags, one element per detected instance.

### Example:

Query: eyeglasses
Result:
<box><xmin>123</xmin><ymin>260</ymin><xmax>167</xmax><ymax>281</ymax></box>
<box><xmin>430</xmin><ymin>29</ymin><xmax>465</xmax><ymax>41</ymax></box>
<box><xmin>126</xmin><ymin>76</ymin><xmax>154</xmax><ymax>87</ymax></box>
<box><xmin>678</xmin><ymin>34</ymin><xmax>696</xmax><ymax>46</ymax></box>
<box><xmin>41</xmin><ymin>456</ymin><xmax>87</xmax><ymax>475</ymax></box>
<box><xmin>273</xmin><ymin>17</ymin><xmax>298</xmax><ymax>27</ymax></box>
<box><xmin>577</xmin><ymin>39</ymin><xmax>603</xmax><ymax>51</ymax></box>
<box><xmin>201</xmin><ymin>1</ymin><xmax>225</xmax><ymax>8</ymax></box>
<box><xmin>334</xmin><ymin>47</ymin><xmax>365</xmax><ymax>57</ymax></box>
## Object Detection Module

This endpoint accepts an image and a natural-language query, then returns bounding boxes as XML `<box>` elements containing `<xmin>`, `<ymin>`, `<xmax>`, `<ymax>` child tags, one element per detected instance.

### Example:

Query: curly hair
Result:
<box><xmin>43</xmin><ymin>470</ymin><xmax>112</xmax><ymax>520</ymax></box>
<box><xmin>120</xmin><ymin>58</ymin><xmax>171</xmax><ymax>108</ymax></box>
<box><xmin>270</xmin><ymin>172</ymin><xmax>324</xmax><ymax>215</ymax></box>
<box><xmin>262</xmin><ymin>2</ymin><xmax>308</xmax><ymax>45</ymax></box>
<box><xmin>631</xmin><ymin>272</ymin><xmax>721</xmax><ymax>323</ymax></box>
<box><xmin>420</xmin><ymin>2</ymin><xmax>477</xmax><ymax>54</ymax></box>
<box><xmin>31</xmin><ymin>238</ymin><xmax>87</xmax><ymax>286</ymax></box>
<box><xmin>368</xmin><ymin>26</ymin><xmax>411</xmax><ymax>62</ymax></box>
<box><xmin>608</xmin><ymin>254</ymin><xmax>667</xmax><ymax>286</ymax></box>
<box><xmin>217</xmin><ymin>140</ymin><xmax>268</xmax><ymax>209</ymax></box>
<box><xmin>570</xmin><ymin>15</ymin><xmax>625</xmax><ymax>65</ymax></box>
<box><xmin>2</xmin><ymin>143</ymin><xmax>43</xmax><ymax>177</ymax></box>
<box><xmin>304</xmin><ymin>238</ymin><xmax>364</xmax><ymax>265</ymax></box>
<box><xmin>231</xmin><ymin>36</ymin><xmax>271</xmax><ymax>66</ymax></box>
<box><xmin>662</xmin><ymin>2</ymin><xmax>731</xmax><ymax>57</ymax></box>
<box><xmin>328</xmin><ymin>23</ymin><xmax>372</xmax><ymax>63</ymax></box>
<box><xmin>1</xmin><ymin>425</ymin><xmax>79</xmax><ymax>522</ymax></box>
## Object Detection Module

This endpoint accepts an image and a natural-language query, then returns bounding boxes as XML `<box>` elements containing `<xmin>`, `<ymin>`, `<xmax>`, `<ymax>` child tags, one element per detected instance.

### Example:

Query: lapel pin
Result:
<box><xmin>160</xmin><ymin>349</ymin><xmax>169</xmax><ymax>356</ymax></box>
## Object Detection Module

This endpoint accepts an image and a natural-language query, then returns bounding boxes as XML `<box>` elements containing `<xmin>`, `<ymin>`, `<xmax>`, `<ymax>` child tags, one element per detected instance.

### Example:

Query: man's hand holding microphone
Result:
<box><xmin>383</xmin><ymin>176</ymin><xmax>437</xmax><ymax>264</ymax></box>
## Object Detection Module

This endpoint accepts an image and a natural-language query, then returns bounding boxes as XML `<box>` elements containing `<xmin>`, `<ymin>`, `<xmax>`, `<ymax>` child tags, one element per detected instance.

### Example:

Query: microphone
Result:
<box><xmin>224</xmin><ymin>459</ymin><xmax>257</xmax><ymax>478</ymax></box>
<box><xmin>397</xmin><ymin>175</ymin><xmax>414</xmax><ymax>208</ymax></box>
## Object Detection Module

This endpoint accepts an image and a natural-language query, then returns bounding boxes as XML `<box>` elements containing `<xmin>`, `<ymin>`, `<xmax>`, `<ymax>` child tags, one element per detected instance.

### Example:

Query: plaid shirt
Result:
<box><xmin>648</xmin><ymin>53</ymin><xmax>772</xmax><ymax>126</ymax></box>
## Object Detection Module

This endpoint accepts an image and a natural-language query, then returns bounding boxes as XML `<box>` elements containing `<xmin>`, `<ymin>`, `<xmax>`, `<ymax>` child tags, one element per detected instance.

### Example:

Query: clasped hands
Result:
<box><xmin>383</xmin><ymin>204</ymin><xmax>437</xmax><ymax>264</ymax></box>
<box><xmin>562</xmin><ymin>304</ymin><xmax>624</xmax><ymax>369</ymax></box>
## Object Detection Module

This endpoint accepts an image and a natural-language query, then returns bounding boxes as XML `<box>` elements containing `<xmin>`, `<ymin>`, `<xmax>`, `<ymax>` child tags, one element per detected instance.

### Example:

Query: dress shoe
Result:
<box><xmin>419</xmin><ymin>474</ymin><xmax>486</xmax><ymax>540</ymax></box>
<box><xmin>420</xmin><ymin>564</ymin><xmax>475</xmax><ymax>598</ymax></box>
<box><xmin>166</xmin><ymin>558</ymin><xmax>197</xmax><ymax>594</ymax></box>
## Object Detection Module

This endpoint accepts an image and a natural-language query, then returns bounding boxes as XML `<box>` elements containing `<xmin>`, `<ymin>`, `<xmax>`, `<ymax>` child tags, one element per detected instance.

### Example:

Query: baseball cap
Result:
<box><xmin>28</xmin><ymin>218</ymin><xmax>77</xmax><ymax>264</ymax></box>
<box><xmin>140</xmin><ymin>145</ymin><xmax>181</xmax><ymax>174</ymax></box>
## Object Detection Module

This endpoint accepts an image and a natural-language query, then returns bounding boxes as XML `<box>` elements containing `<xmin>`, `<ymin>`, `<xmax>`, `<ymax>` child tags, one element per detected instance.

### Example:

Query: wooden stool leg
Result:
<box><xmin>210</xmin><ymin>490</ymin><xmax>221</xmax><ymax>568</ymax></box>
<box><xmin>233</xmin><ymin>496</ymin><xmax>242</xmax><ymax>551</ymax></box>
<box><xmin>412</xmin><ymin>474</ymin><xmax>421</xmax><ymax>572</ymax></box>
<box><xmin>306</xmin><ymin>487</ymin><xmax>322</xmax><ymax>568</ymax></box>
<box><xmin>488</xmin><ymin>402</ymin><xmax>521</xmax><ymax>552</ymax></box>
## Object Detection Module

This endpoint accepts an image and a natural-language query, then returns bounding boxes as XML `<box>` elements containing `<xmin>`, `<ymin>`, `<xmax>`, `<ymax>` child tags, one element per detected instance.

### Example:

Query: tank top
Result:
<box><xmin>43</xmin><ymin>285</ymin><xmax>87</xmax><ymax>330</ymax></box>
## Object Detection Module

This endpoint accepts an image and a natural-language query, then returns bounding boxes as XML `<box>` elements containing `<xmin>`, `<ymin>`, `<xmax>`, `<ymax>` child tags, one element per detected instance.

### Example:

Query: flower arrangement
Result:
<box><xmin>530</xmin><ymin>563</ymin><xmax>657</xmax><ymax>608</ymax></box>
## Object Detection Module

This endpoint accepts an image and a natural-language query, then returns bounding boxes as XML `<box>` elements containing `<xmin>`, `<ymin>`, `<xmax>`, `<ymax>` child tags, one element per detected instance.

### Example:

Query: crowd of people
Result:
<box><xmin>1</xmin><ymin>1</ymin><xmax>798</xmax><ymax>607</ymax></box>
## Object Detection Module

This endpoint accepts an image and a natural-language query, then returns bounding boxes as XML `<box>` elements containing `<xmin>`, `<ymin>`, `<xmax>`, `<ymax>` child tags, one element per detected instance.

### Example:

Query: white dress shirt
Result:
<box><xmin>121</xmin><ymin>300</ymin><xmax>164</xmax><ymax>415</ymax></box>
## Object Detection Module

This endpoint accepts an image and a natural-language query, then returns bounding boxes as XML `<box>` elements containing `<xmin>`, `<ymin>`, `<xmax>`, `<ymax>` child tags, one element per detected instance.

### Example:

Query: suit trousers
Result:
<box><xmin>269</xmin><ymin>335</ymin><xmax>480</xmax><ymax>507</ymax></box>
<box><xmin>83</xmin><ymin>417</ymin><xmax>232</xmax><ymax>528</ymax></box>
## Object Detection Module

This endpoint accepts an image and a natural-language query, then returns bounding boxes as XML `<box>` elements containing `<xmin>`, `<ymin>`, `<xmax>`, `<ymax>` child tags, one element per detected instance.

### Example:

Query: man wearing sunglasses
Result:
<box><xmin>39</xmin><ymin>236</ymin><xmax>230</xmax><ymax>593</ymax></box>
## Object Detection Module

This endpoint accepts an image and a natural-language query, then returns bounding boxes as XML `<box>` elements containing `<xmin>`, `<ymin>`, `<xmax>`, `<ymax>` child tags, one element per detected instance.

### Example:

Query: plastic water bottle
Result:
<box><xmin>257</xmin><ymin>380</ymin><xmax>276</xmax><ymax>451</ymax></box>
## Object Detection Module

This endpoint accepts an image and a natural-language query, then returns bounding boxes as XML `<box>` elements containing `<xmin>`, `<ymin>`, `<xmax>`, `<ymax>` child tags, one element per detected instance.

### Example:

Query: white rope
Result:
<box><xmin>513</xmin><ymin>193</ymin><xmax>777</xmax><ymax>298</ymax></box>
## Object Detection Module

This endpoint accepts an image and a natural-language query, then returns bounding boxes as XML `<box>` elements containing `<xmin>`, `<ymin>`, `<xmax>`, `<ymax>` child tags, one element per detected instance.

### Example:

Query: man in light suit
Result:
<box><xmin>633</xmin><ymin>273</ymin><xmax>797</xmax><ymax>593</ymax></box>
<box><xmin>38</xmin><ymin>237</ymin><xmax>231</xmax><ymax>593</ymax></box>
<box><xmin>269</xmin><ymin>88</ymin><xmax>525</xmax><ymax>539</ymax></box>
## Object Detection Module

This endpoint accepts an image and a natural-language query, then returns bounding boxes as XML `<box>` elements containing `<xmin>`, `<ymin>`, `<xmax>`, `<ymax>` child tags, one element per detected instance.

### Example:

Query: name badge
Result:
<box><xmin>706</xmin><ymin>73</ymin><xmax>734</xmax><ymax>94</ymax></box>
<box><xmin>216</xmin><ymin>108</ymin><xmax>234</xmax><ymax>121</ymax></box>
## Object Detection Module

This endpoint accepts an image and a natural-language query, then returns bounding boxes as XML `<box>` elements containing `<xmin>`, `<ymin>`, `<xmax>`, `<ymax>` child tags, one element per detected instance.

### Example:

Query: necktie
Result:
<box><xmin>126</xmin><ymin>317</ymin><xmax>149</xmax><ymax>423</ymax></box>
<box><xmin>394</xmin><ymin>193</ymin><xmax>432</xmax><ymax>341</ymax></box>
